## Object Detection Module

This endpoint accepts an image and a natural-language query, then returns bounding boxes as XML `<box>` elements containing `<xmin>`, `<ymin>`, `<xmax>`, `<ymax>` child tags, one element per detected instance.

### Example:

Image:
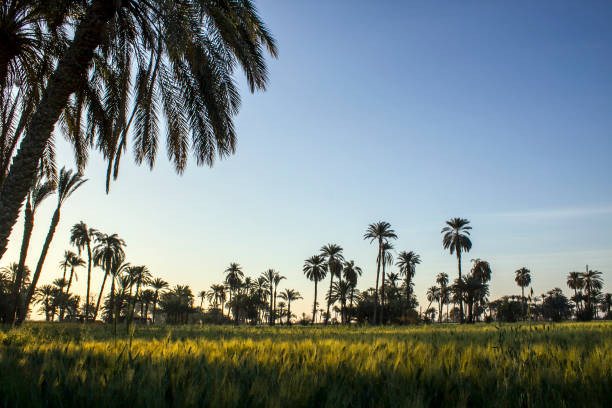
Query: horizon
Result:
<box><xmin>3</xmin><ymin>0</ymin><xmax>611</xmax><ymax>319</ymax></box>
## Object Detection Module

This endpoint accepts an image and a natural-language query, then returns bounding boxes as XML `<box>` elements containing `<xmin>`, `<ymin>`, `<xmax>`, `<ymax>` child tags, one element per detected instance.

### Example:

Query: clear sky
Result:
<box><xmin>4</xmin><ymin>1</ymin><xmax>611</xmax><ymax>318</ymax></box>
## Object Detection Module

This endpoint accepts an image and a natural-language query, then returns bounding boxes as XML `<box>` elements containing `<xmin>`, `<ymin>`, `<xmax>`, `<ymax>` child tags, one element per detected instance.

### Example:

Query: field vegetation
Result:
<box><xmin>1</xmin><ymin>322</ymin><xmax>611</xmax><ymax>407</ymax></box>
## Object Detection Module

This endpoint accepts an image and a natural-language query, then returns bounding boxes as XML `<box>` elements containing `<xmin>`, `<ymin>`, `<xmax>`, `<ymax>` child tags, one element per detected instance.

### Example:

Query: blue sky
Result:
<box><xmin>5</xmin><ymin>1</ymin><xmax>611</xmax><ymax>318</ymax></box>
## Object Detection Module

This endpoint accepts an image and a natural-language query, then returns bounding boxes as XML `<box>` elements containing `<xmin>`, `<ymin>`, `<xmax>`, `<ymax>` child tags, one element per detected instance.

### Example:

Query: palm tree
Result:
<box><xmin>18</xmin><ymin>167</ymin><xmax>86</xmax><ymax>323</ymax></box>
<box><xmin>566</xmin><ymin>271</ymin><xmax>584</xmax><ymax>313</ymax></box>
<box><xmin>320</xmin><ymin>244</ymin><xmax>344</xmax><ymax>325</ymax></box>
<box><xmin>127</xmin><ymin>265</ymin><xmax>151</xmax><ymax>323</ymax></box>
<box><xmin>209</xmin><ymin>284</ymin><xmax>226</xmax><ymax>315</ymax></box>
<box><xmin>471</xmin><ymin>259</ymin><xmax>492</xmax><ymax>283</ymax></box>
<box><xmin>582</xmin><ymin>266</ymin><xmax>603</xmax><ymax>314</ymax></box>
<box><xmin>198</xmin><ymin>290</ymin><xmax>207</xmax><ymax>310</ymax></box>
<box><xmin>109</xmin><ymin>258</ymin><xmax>130</xmax><ymax>331</ymax></box>
<box><xmin>224</xmin><ymin>262</ymin><xmax>244</xmax><ymax>316</ymax></box>
<box><xmin>514</xmin><ymin>267</ymin><xmax>531</xmax><ymax>318</ymax></box>
<box><xmin>150</xmin><ymin>277</ymin><xmax>168</xmax><ymax>324</ymax></box>
<box><xmin>65</xmin><ymin>252</ymin><xmax>85</xmax><ymax>295</ymax></box>
<box><xmin>10</xmin><ymin>175</ymin><xmax>55</xmax><ymax>324</ymax></box>
<box><xmin>279</xmin><ymin>289</ymin><xmax>302</xmax><ymax>325</ymax></box>
<box><xmin>329</xmin><ymin>280</ymin><xmax>351</xmax><ymax>324</ymax></box>
<box><xmin>426</xmin><ymin>286</ymin><xmax>440</xmax><ymax>321</ymax></box>
<box><xmin>303</xmin><ymin>254</ymin><xmax>327</xmax><ymax>324</ymax></box>
<box><xmin>70</xmin><ymin>221</ymin><xmax>97</xmax><ymax>320</ymax></box>
<box><xmin>379</xmin><ymin>241</ymin><xmax>394</xmax><ymax>322</ymax></box>
<box><xmin>436</xmin><ymin>272</ymin><xmax>449</xmax><ymax>323</ymax></box>
<box><xmin>441</xmin><ymin>217</ymin><xmax>472</xmax><ymax>323</ymax></box>
<box><xmin>364</xmin><ymin>221</ymin><xmax>398</xmax><ymax>325</ymax></box>
<box><xmin>0</xmin><ymin>0</ymin><xmax>278</xmax><ymax>261</ymax></box>
<box><xmin>396</xmin><ymin>251</ymin><xmax>421</xmax><ymax>314</ymax></box>
<box><xmin>273</xmin><ymin>272</ymin><xmax>286</xmax><ymax>325</ymax></box>
<box><xmin>34</xmin><ymin>284</ymin><xmax>55</xmax><ymax>321</ymax></box>
<box><xmin>343</xmin><ymin>260</ymin><xmax>362</xmax><ymax>315</ymax></box>
<box><xmin>92</xmin><ymin>232</ymin><xmax>126</xmax><ymax>320</ymax></box>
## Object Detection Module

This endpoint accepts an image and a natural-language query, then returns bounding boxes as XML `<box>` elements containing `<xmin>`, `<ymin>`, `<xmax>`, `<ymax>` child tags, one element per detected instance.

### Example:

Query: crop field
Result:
<box><xmin>0</xmin><ymin>322</ymin><xmax>611</xmax><ymax>407</ymax></box>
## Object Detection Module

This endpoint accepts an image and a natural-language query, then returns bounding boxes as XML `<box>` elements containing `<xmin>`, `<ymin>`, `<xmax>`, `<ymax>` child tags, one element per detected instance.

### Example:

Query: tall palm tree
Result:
<box><xmin>150</xmin><ymin>277</ymin><xmax>168</xmax><ymax>324</ymax></box>
<box><xmin>224</xmin><ymin>262</ymin><xmax>244</xmax><ymax>316</ymax></box>
<box><xmin>92</xmin><ymin>232</ymin><xmax>126</xmax><ymax>320</ymax></box>
<box><xmin>198</xmin><ymin>290</ymin><xmax>207</xmax><ymax>310</ymax></box>
<box><xmin>364</xmin><ymin>221</ymin><xmax>397</xmax><ymax>325</ymax></box>
<box><xmin>566</xmin><ymin>271</ymin><xmax>584</xmax><ymax>313</ymax></box>
<box><xmin>273</xmin><ymin>272</ymin><xmax>285</xmax><ymax>325</ymax></box>
<box><xmin>441</xmin><ymin>217</ymin><xmax>472</xmax><ymax>323</ymax></box>
<box><xmin>34</xmin><ymin>284</ymin><xmax>55</xmax><ymax>321</ymax></box>
<box><xmin>426</xmin><ymin>286</ymin><xmax>441</xmax><ymax>321</ymax></box>
<box><xmin>10</xmin><ymin>175</ymin><xmax>55</xmax><ymax>324</ymax></box>
<box><xmin>18</xmin><ymin>167</ymin><xmax>86</xmax><ymax>323</ymax></box>
<box><xmin>582</xmin><ymin>266</ymin><xmax>603</xmax><ymax>313</ymax></box>
<box><xmin>320</xmin><ymin>243</ymin><xmax>344</xmax><ymax>325</ymax></box>
<box><xmin>436</xmin><ymin>272</ymin><xmax>449</xmax><ymax>323</ymax></box>
<box><xmin>396</xmin><ymin>251</ymin><xmax>421</xmax><ymax>314</ymax></box>
<box><xmin>343</xmin><ymin>260</ymin><xmax>362</xmax><ymax>315</ymax></box>
<box><xmin>0</xmin><ymin>0</ymin><xmax>278</xmax><ymax>260</ymax></box>
<box><xmin>378</xmin><ymin>241</ymin><xmax>394</xmax><ymax>323</ymax></box>
<box><xmin>303</xmin><ymin>254</ymin><xmax>327</xmax><ymax>324</ymax></box>
<box><xmin>70</xmin><ymin>221</ymin><xmax>97</xmax><ymax>320</ymax></box>
<box><xmin>278</xmin><ymin>289</ymin><xmax>302</xmax><ymax>325</ymax></box>
<box><xmin>514</xmin><ymin>267</ymin><xmax>531</xmax><ymax>318</ymax></box>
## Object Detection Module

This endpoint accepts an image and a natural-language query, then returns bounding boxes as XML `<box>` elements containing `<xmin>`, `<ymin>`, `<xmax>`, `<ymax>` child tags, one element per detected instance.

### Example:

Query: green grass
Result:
<box><xmin>1</xmin><ymin>322</ymin><xmax>611</xmax><ymax>407</ymax></box>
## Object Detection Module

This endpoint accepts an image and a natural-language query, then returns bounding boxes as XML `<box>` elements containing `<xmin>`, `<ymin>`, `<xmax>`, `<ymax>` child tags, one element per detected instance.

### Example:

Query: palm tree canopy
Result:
<box><xmin>343</xmin><ymin>260</ymin><xmax>362</xmax><ymax>287</ymax></box>
<box><xmin>396</xmin><ymin>251</ymin><xmax>421</xmax><ymax>278</ymax></box>
<box><xmin>566</xmin><ymin>271</ymin><xmax>584</xmax><ymax>291</ymax></box>
<box><xmin>514</xmin><ymin>267</ymin><xmax>531</xmax><ymax>288</ymax></box>
<box><xmin>471</xmin><ymin>259</ymin><xmax>492</xmax><ymax>283</ymax></box>
<box><xmin>441</xmin><ymin>218</ymin><xmax>472</xmax><ymax>255</ymax></box>
<box><xmin>303</xmin><ymin>255</ymin><xmax>327</xmax><ymax>282</ymax></box>
<box><xmin>363</xmin><ymin>221</ymin><xmax>397</xmax><ymax>243</ymax></box>
<box><xmin>55</xmin><ymin>167</ymin><xmax>87</xmax><ymax>205</ymax></box>
<box><xmin>70</xmin><ymin>221</ymin><xmax>96</xmax><ymax>253</ymax></box>
<box><xmin>436</xmin><ymin>272</ymin><xmax>449</xmax><ymax>287</ymax></box>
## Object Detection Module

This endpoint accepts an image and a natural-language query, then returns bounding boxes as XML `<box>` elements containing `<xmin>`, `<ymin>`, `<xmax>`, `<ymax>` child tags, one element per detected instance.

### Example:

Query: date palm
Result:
<box><xmin>303</xmin><ymin>254</ymin><xmax>326</xmax><ymax>324</ymax></box>
<box><xmin>396</xmin><ymin>251</ymin><xmax>421</xmax><ymax>312</ymax></box>
<box><xmin>278</xmin><ymin>289</ymin><xmax>302</xmax><ymax>325</ymax></box>
<box><xmin>566</xmin><ymin>271</ymin><xmax>584</xmax><ymax>312</ymax></box>
<box><xmin>343</xmin><ymin>260</ymin><xmax>362</xmax><ymax>314</ymax></box>
<box><xmin>378</xmin><ymin>241</ymin><xmax>394</xmax><ymax>323</ymax></box>
<box><xmin>436</xmin><ymin>272</ymin><xmax>449</xmax><ymax>322</ymax></box>
<box><xmin>9</xmin><ymin>174</ymin><xmax>54</xmax><ymax>324</ymax></box>
<box><xmin>17</xmin><ymin>167</ymin><xmax>86</xmax><ymax>323</ymax></box>
<box><xmin>150</xmin><ymin>277</ymin><xmax>168</xmax><ymax>324</ymax></box>
<box><xmin>92</xmin><ymin>232</ymin><xmax>126</xmax><ymax>321</ymax></box>
<box><xmin>364</xmin><ymin>221</ymin><xmax>397</xmax><ymax>325</ymax></box>
<box><xmin>127</xmin><ymin>265</ymin><xmax>151</xmax><ymax>323</ymax></box>
<box><xmin>198</xmin><ymin>290</ymin><xmax>207</xmax><ymax>310</ymax></box>
<box><xmin>514</xmin><ymin>267</ymin><xmax>531</xmax><ymax>318</ymax></box>
<box><xmin>441</xmin><ymin>217</ymin><xmax>472</xmax><ymax>323</ymax></box>
<box><xmin>65</xmin><ymin>252</ymin><xmax>84</xmax><ymax>295</ymax></box>
<box><xmin>0</xmin><ymin>0</ymin><xmax>277</xmax><ymax>260</ymax></box>
<box><xmin>471</xmin><ymin>259</ymin><xmax>492</xmax><ymax>283</ymax></box>
<box><xmin>320</xmin><ymin>243</ymin><xmax>344</xmax><ymax>325</ymax></box>
<box><xmin>70</xmin><ymin>221</ymin><xmax>97</xmax><ymax>320</ymax></box>
<box><xmin>581</xmin><ymin>266</ymin><xmax>603</xmax><ymax>313</ymax></box>
<box><xmin>273</xmin><ymin>273</ymin><xmax>285</xmax><ymax>325</ymax></box>
<box><xmin>224</xmin><ymin>262</ymin><xmax>244</xmax><ymax>315</ymax></box>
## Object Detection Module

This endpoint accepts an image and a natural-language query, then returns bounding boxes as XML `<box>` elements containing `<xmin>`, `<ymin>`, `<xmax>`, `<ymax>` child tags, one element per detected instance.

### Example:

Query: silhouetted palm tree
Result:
<box><xmin>396</xmin><ymin>250</ymin><xmax>420</xmax><ymax>314</ymax></box>
<box><xmin>441</xmin><ymin>217</ymin><xmax>472</xmax><ymax>323</ymax></box>
<box><xmin>10</xmin><ymin>175</ymin><xmax>54</xmax><ymax>324</ymax></box>
<box><xmin>364</xmin><ymin>221</ymin><xmax>397</xmax><ymax>324</ymax></box>
<box><xmin>224</xmin><ymin>262</ymin><xmax>244</xmax><ymax>316</ymax></box>
<box><xmin>471</xmin><ymin>259</ymin><xmax>492</xmax><ymax>283</ymax></box>
<box><xmin>582</xmin><ymin>266</ymin><xmax>603</xmax><ymax>313</ymax></box>
<box><xmin>566</xmin><ymin>271</ymin><xmax>584</xmax><ymax>312</ymax></box>
<box><xmin>273</xmin><ymin>272</ymin><xmax>285</xmax><ymax>324</ymax></box>
<box><xmin>127</xmin><ymin>265</ymin><xmax>151</xmax><ymax>323</ymax></box>
<box><xmin>18</xmin><ymin>167</ymin><xmax>86</xmax><ymax>323</ymax></box>
<box><xmin>343</xmin><ymin>260</ymin><xmax>362</xmax><ymax>315</ymax></box>
<box><xmin>198</xmin><ymin>290</ymin><xmax>207</xmax><ymax>310</ymax></box>
<box><xmin>436</xmin><ymin>273</ymin><xmax>449</xmax><ymax>323</ymax></box>
<box><xmin>65</xmin><ymin>252</ymin><xmax>84</xmax><ymax>295</ymax></box>
<box><xmin>70</xmin><ymin>221</ymin><xmax>97</xmax><ymax>320</ymax></box>
<box><xmin>303</xmin><ymin>254</ymin><xmax>327</xmax><ymax>324</ymax></box>
<box><xmin>379</xmin><ymin>241</ymin><xmax>394</xmax><ymax>322</ymax></box>
<box><xmin>514</xmin><ymin>267</ymin><xmax>531</xmax><ymax>318</ymax></box>
<box><xmin>150</xmin><ymin>277</ymin><xmax>168</xmax><ymax>323</ymax></box>
<box><xmin>279</xmin><ymin>289</ymin><xmax>302</xmax><ymax>325</ymax></box>
<box><xmin>0</xmin><ymin>0</ymin><xmax>278</xmax><ymax>261</ymax></box>
<box><xmin>320</xmin><ymin>243</ymin><xmax>344</xmax><ymax>325</ymax></box>
<box><xmin>92</xmin><ymin>232</ymin><xmax>126</xmax><ymax>320</ymax></box>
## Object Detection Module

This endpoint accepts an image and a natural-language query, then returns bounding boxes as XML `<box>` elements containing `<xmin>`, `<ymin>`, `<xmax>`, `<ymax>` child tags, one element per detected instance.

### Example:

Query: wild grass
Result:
<box><xmin>1</xmin><ymin>322</ymin><xmax>611</xmax><ymax>407</ymax></box>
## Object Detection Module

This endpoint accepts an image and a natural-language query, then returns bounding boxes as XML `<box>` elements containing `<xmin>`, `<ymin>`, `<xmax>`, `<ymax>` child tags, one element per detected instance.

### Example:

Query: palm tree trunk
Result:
<box><xmin>85</xmin><ymin>243</ymin><xmax>92</xmax><ymax>321</ymax></box>
<box><xmin>312</xmin><ymin>280</ymin><xmax>318</xmax><ymax>324</ymax></box>
<box><xmin>381</xmin><ymin>260</ymin><xmax>387</xmax><ymax>324</ymax></box>
<box><xmin>522</xmin><ymin>286</ymin><xmax>525</xmax><ymax>319</ymax></box>
<box><xmin>373</xmin><ymin>239</ymin><xmax>382</xmax><ymax>325</ymax></box>
<box><xmin>325</xmin><ymin>274</ymin><xmax>333</xmax><ymax>325</ymax></box>
<box><xmin>153</xmin><ymin>295</ymin><xmax>158</xmax><ymax>324</ymax></box>
<box><xmin>0</xmin><ymin>1</ymin><xmax>117</xmax><ymax>260</ymax></box>
<box><xmin>66</xmin><ymin>265</ymin><xmax>75</xmax><ymax>294</ymax></box>
<box><xmin>287</xmin><ymin>301</ymin><xmax>291</xmax><ymax>325</ymax></box>
<box><xmin>94</xmin><ymin>265</ymin><xmax>109</xmax><ymax>321</ymax></box>
<box><xmin>17</xmin><ymin>206</ymin><xmax>60</xmax><ymax>323</ymax></box>
<box><xmin>457</xmin><ymin>249</ymin><xmax>464</xmax><ymax>323</ymax></box>
<box><xmin>10</xmin><ymin>198</ymin><xmax>34</xmax><ymax>324</ymax></box>
<box><xmin>438</xmin><ymin>299</ymin><xmax>442</xmax><ymax>323</ymax></box>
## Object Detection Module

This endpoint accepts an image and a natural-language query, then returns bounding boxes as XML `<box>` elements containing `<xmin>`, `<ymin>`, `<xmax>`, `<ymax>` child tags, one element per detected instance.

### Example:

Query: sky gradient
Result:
<box><xmin>4</xmin><ymin>1</ymin><xmax>611</xmax><ymax>318</ymax></box>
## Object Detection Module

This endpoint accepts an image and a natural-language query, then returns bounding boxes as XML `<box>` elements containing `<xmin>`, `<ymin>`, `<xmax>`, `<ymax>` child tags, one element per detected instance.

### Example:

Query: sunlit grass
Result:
<box><xmin>1</xmin><ymin>322</ymin><xmax>611</xmax><ymax>407</ymax></box>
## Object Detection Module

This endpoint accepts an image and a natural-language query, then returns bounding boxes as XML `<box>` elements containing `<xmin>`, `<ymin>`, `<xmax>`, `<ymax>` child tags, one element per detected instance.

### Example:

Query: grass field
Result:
<box><xmin>1</xmin><ymin>322</ymin><xmax>611</xmax><ymax>407</ymax></box>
